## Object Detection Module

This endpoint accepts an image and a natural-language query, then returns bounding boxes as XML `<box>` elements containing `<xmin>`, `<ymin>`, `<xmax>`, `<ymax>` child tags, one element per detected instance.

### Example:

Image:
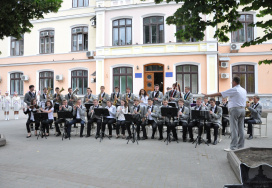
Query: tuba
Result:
<box><xmin>57</xmin><ymin>87</ymin><xmax>65</xmax><ymax>103</ymax></box>
<box><xmin>71</xmin><ymin>87</ymin><xmax>79</xmax><ymax>101</ymax></box>
<box><xmin>245</xmin><ymin>101</ymin><xmax>252</xmax><ymax>117</ymax></box>
<box><xmin>47</xmin><ymin>87</ymin><xmax>52</xmax><ymax>100</ymax></box>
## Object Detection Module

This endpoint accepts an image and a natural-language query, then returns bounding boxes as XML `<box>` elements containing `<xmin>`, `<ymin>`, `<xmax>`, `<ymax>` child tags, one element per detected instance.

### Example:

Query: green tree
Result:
<box><xmin>154</xmin><ymin>0</ymin><xmax>272</xmax><ymax>65</ymax></box>
<box><xmin>0</xmin><ymin>0</ymin><xmax>62</xmax><ymax>41</ymax></box>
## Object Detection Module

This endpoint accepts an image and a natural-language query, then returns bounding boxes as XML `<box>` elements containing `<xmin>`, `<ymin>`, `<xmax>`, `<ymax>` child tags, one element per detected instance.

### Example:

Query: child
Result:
<box><xmin>3</xmin><ymin>91</ymin><xmax>11</xmax><ymax>120</ymax></box>
<box><xmin>12</xmin><ymin>91</ymin><xmax>21</xmax><ymax>120</ymax></box>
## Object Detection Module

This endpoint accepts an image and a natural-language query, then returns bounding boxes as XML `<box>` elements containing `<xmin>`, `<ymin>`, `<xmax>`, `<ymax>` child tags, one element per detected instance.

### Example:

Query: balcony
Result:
<box><xmin>96</xmin><ymin>42</ymin><xmax>218</xmax><ymax>57</ymax></box>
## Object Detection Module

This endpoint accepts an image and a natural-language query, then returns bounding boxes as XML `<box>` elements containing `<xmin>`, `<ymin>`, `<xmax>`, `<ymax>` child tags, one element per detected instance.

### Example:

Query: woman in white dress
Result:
<box><xmin>12</xmin><ymin>92</ymin><xmax>21</xmax><ymax>120</ymax></box>
<box><xmin>3</xmin><ymin>91</ymin><xmax>11</xmax><ymax>120</ymax></box>
<box><xmin>139</xmin><ymin>89</ymin><xmax>148</xmax><ymax>106</ymax></box>
<box><xmin>116</xmin><ymin>99</ymin><xmax>128</xmax><ymax>139</ymax></box>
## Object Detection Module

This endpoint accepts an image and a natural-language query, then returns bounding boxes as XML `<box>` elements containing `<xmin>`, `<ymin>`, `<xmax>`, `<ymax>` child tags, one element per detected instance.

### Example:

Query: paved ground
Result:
<box><xmin>0</xmin><ymin>111</ymin><xmax>271</xmax><ymax>188</ymax></box>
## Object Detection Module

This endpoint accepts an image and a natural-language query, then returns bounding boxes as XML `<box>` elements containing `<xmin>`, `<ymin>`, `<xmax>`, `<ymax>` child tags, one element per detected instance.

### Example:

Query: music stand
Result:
<box><xmin>124</xmin><ymin>114</ymin><xmax>138</xmax><ymax>145</ymax></box>
<box><xmin>168</xmin><ymin>102</ymin><xmax>176</xmax><ymax>108</ymax></box>
<box><xmin>94</xmin><ymin>108</ymin><xmax>110</xmax><ymax>142</ymax></box>
<box><xmin>161</xmin><ymin>107</ymin><xmax>178</xmax><ymax>145</ymax></box>
<box><xmin>191</xmin><ymin>110</ymin><xmax>210</xmax><ymax>148</ymax></box>
<box><xmin>58</xmin><ymin>111</ymin><xmax>73</xmax><ymax>140</ymax></box>
<box><xmin>35</xmin><ymin>113</ymin><xmax>49</xmax><ymax>140</ymax></box>
<box><xmin>84</xmin><ymin>103</ymin><xmax>93</xmax><ymax>110</ymax></box>
<box><xmin>222</xmin><ymin>107</ymin><xmax>229</xmax><ymax>116</ymax></box>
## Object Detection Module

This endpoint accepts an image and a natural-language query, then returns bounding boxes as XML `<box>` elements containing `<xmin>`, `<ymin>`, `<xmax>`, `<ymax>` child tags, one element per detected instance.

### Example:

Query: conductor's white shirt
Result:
<box><xmin>221</xmin><ymin>85</ymin><xmax>247</xmax><ymax>109</ymax></box>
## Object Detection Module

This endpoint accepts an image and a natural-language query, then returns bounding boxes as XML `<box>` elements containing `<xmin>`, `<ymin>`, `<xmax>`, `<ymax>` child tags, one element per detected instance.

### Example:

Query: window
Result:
<box><xmin>39</xmin><ymin>71</ymin><xmax>54</xmax><ymax>94</ymax></box>
<box><xmin>143</xmin><ymin>16</ymin><xmax>164</xmax><ymax>44</ymax></box>
<box><xmin>72</xmin><ymin>0</ymin><xmax>89</xmax><ymax>7</ymax></box>
<box><xmin>232</xmin><ymin>14</ymin><xmax>254</xmax><ymax>43</ymax></box>
<box><xmin>72</xmin><ymin>27</ymin><xmax>88</xmax><ymax>51</ymax></box>
<box><xmin>232</xmin><ymin>65</ymin><xmax>255</xmax><ymax>93</ymax></box>
<box><xmin>112</xmin><ymin>19</ymin><xmax>132</xmax><ymax>46</ymax></box>
<box><xmin>176</xmin><ymin>65</ymin><xmax>198</xmax><ymax>94</ymax></box>
<box><xmin>113</xmin><ymin>67</ymin><xmax>133</xmax><ymax>93</ymax></box>
<box><xmin>10</xmin><ymin>73</ymin><xmax>23</xmax><ymax>95</ymax></box>
<box><xmin>176</xmin><ymin>25</ymin><xmax>197</xmax><ymax>42</ymax></box>
<box><xmin>40</xmin><ymin>30</ymin><xmax>54</xmax><ymax>54</ymax></box>
<box><xmin>10</xmin><ymin>36</ymin><xmax>24</xmax><ymax>56</ymax></box>
<box><xmin>71</xmin><ymin>70</ymin><xmax>88</xmax><ymax>95</ymax></box>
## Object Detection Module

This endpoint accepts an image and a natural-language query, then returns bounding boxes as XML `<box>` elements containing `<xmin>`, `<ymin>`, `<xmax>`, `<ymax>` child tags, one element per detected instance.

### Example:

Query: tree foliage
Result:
<box><xmin>0</xmin><ymin>0</ymin><xmax>62</xmax><ymax>40</ymax></box>
<box><xmin>154</xmin><ymin>0</ymin><xmax>272</xmax><ymax>65</ymax></box>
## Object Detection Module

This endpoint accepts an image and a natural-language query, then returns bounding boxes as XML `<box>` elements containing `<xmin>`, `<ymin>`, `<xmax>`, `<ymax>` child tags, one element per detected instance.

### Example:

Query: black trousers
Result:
<box><xmin>55</xmin><ymin>119</ymin><xmax>68</xmax><ymax>134</ymax></box>
<box><xmin>41</xmin><ymin>119</ymin><xmax>53</xmax><ymax>133</ymax></box>
<box><xmin>116</xmin><ymin>120</ymin><xmax>126</xmax><ymax>135</ymax></box>
<box><xmin>157</xmin><ymin>121</ymin><xmax>170</xmax><ymax>138</ymax></box>
<box><xmin>173</xmin><ymin>121</ymin><xmax>188</xmax><ymax>139</ymax></box>
<box><xmin>102</xmin><ymin>118</ymin><xmax>116</xmax><ymax>135</ymax></box>
<box><xmin>126</xmin><ymin>120</ymin><xmax>147</xmax><ymax>138</ymax></box>
<box><xmin>205</xmin><ymin>122</ymin><xmax>219</xmax><ymax>141</ymax></box>
<box><xmin>87</xmin><ymin>118</ymin><xmax>102</xmax><ymax>136</ymax></box>
<box><xmin>244</xmin><ymin>118</ymin><xmax>257</xmax><ymax>135</ymax></box>
<box><xmin>147</xmin><ymin>120</ymin><xmax>157</xmax><ymax>137</ymax></box>
<box><xmin>86</xmin><ymin>109</ymin><xmax>90</xmax><ymax>120</ymax></box>
<box><xmin>222</xmin><ymin>117</ymin><xmax>229</xmax><ymax>134</ymax></box>
<box><xmin>26</xmin><ymin>119</ymin><xmax>39</xmax><ymax>133</ymax></box>
<box><xmin>188</xmin><ymin>121</ymin><xmax>204</xmax><ymax>139</ymax></box>
<box><xmin>68</xmin><ymin>119</ymin><xmax>85</xmax><ymax>136</ymax></box>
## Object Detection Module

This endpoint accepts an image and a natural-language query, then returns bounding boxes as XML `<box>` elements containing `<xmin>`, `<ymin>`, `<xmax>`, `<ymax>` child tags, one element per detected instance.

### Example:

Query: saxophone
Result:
<box><xmin>98</xmin><ymin>92</ymin><xmax>102</xmax><ymax>105</ymax></box>
<box><xmin>126</xmin><ymin>93</ymin><xmax>129</xmax><ymax>104</ymax></box>
<box><xmin>113</xmin><ymin>93</ymin><xmax>118</xmax><ymax>106</ymax></box>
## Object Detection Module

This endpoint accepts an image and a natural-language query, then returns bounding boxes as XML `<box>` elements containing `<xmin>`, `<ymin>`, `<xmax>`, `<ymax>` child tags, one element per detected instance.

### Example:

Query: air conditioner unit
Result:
<box><xmin>91</xmin><ymin>20</ymin><xmax>96</xmax><ymax>27</ymax></box>
<box><xmin>230</xmin><ymin>43</ymin><xmax>240</xmax><ymax>51</ymax></box>
<box><xmin>86</xmin><ymin>51</ymin><xmax>94</xmax><ymax>57</ymax></box>
<box><xmin>221</xmin><ymin>73</ymin><xmax>229</xmax><ymax>79</ymax></box>
<box><xmin>56</xmin><ymin>74</ymin><xmax>63</xmax><ymax>81</ymax></box>
<box><xmin>21</xmin><ymin>75</ymin><xmax>29</xmax><ymax>81</ymax></box>
<box><xmin>221</xmin><ymin>62</ymin><xmax>229</xmax><ymax>68</ymax></box>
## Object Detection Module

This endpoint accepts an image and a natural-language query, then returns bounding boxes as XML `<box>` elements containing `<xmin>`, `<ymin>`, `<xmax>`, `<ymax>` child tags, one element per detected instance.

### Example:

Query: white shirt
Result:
<box><xmin>211</xmin><ymin>105</ymin><xmax>216</xmax><ymax>113</ymax></box>
<box><xmin>46</xmin><ymin>107</ymin><xmax>54</xmax><ymax>120</ymax></box>
<box><xmin>106</xmin><ymin>105</ymin><xmax>116</xmax><ymax>119</ymax></box>
<box><xmin>30</xmin><ymin>108</ymin><xmax>36</xmax><ymax>121</ymax></box>
<box><xmin>221</xmin><ymin>85</ymin><xmax>247</xmax><ymax>109</ymax></box>
<box><xmin>116</xmin><ymin>106</ymin><xmax>128</xmax><ymax>121</ymax></box>
<box><xmin>140</xmin><ymin>95</ymin><xmax>148</xmax><ymax>106</ymax></box>
<box><xmin>147</xmin><ymin>106</ymin><xmax>153</xmax><ymax>120</ymax></box>
<box><xmin>76</xmin><ymin>107</ymin><xmax>81</xmax><ymax>119</ymax></box>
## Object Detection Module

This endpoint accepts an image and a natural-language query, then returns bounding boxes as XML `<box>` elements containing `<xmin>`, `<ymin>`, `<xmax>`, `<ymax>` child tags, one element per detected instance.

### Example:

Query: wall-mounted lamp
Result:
<box><xmin>167</xmin><ymin>65</ymin><xmax>170</xmax><ymax>70</ymax></box>
<box><xmin>136</xmin><ymin>66</ymin><xmax>139</xmax><ymax>70</ymax></box>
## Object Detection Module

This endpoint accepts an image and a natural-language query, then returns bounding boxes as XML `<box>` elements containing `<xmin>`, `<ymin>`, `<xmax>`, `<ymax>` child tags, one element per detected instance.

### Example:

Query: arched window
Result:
<box><xmin>10</xmin><ymin>72</ymin><xmax>23</xmax><ymax>95</ymax></box>
<box><xmin>176</xmin><ymin>65</ymin><xmax>198</xmax><ymax>94</ymax></box>
<box><xmin>71</xmin><ymin>27</ymin><xmax>88</xmax><ymax>51</ymax></box>
<box><xmin>113</xmin><ymin>67</ymin><xmax>133</xmax><ymax>93</ymax></box>
<box><xmin>39</xmin><ymin>71</ymin><xmax>54</xmax><ymax>94</ymax></box>
<box><xmin>40</xmin><ymin>30</ymin><xmax>54</xmax><ymax>54</ymax></box>
<box><xmin>71</xmin><ymin>70</ymin><xmax>88</xmax><ymax>95</ymax></box>
<box><xmin>232</xmin><ymin>65</ymin><xmax>255</xmax><ymax>93</ymax></box>
<box><xmin>112</xmin><ymin>18</ymin><xmax>132</xmax><ymax>46</ymax></box>
<box><xmin>143</xmin><ymin>16</ymin><xmax>164</xmax><ymax>44</ymax></box>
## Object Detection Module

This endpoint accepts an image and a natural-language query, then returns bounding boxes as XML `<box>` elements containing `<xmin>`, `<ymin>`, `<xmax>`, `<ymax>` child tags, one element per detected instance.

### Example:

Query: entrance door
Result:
<box><xmin>144</xmin><ymin>73</ymin><xmax>154</xmax><ymax>95</ymax></box>
<box><xmin>144</xmin><ymin>64</ymin><xmax>164</xmax><ymax>95</ymax></box>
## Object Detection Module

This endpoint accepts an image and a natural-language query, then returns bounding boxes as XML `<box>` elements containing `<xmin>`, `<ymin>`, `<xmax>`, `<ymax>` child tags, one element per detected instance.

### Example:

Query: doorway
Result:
<box><xmin>144</xmin><ymin>64</ymin><xmax>164</xmax><ymax>95</ymax></box>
